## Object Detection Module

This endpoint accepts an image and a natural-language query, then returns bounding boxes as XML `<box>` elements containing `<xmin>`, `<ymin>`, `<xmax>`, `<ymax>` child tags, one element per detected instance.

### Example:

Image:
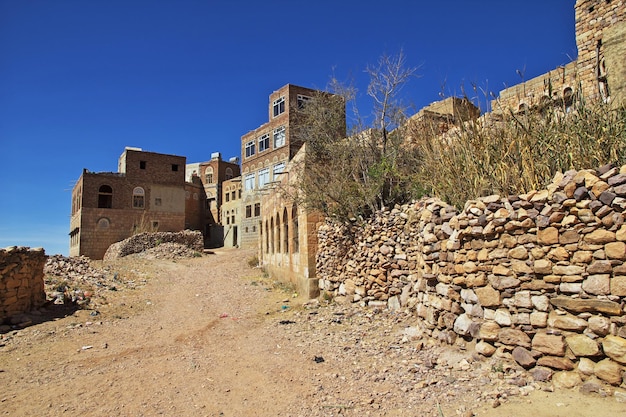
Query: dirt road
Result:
<box><xmin>1</xmin><ymin>248</ymin><xmax>624</xmax><ymax>416</ymax></box>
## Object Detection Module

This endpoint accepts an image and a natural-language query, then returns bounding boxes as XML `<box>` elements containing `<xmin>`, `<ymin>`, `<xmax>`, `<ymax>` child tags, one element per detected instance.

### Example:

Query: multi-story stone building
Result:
<box><xmin>221</xmin><ymin>177</ymin><xmax>243</xmax><ymax>248</ymax></box>
<box><xmin>239</xmin><ymin>84</ymin><xmax>344</xmax><ymax>249</ymax></box>
<box><xmin>186</xmin><ymin>152</ymin><xmax>240</xmax><ymax>247</ymax></box>
<box><xmin>70</xmin><ymin>147</ymin><xmax>190</xmax><ymax>259</ymax></box>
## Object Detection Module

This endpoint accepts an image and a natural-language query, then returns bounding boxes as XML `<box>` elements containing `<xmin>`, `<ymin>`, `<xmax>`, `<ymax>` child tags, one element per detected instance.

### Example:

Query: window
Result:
<box><xmin>140</xmin><ymin>161</ymin><xmax>146</xmax><ymax>169</ymax></box>
<box><xmin>273</xmin><ymin>96</ymin><xmax>285</xmax><ymax>117</ymax></box>
<box><xmin>97</xmin><ymin>218</ymin><xmax>110</xmax><ymax>229</ymax></box>
<box><xmin>273</xmin><ymin>126</ymin><xmax>285</xmax><ymax>148</ymax></box>
<box><xmin>155</xmin><ymin>197</ymin><xmax>162</xmax><ymax>206</ymax></box>
<box><xmin>231</xmin><ymin>191</ymin><xmax>236</xmax><ymax>200</ymax></box>
<box><xmin>205</xmin><ymin>167</ymin><xmax>214</xmax><ymax>184</ymax></box>
<box><xmin>297</xmin><ymin>94</ymin><xmax>311</xmax><ymax>109</ymax></box>
<box><xmin>152</xmin><ymin>221</ymin><xmax>159</xmax><ymax>230</ymax></box>
<box><xmin>132</xmin><ymin>187</ymin><xmax>145</xmax><ymax>208</ymax></box>
<box><xmin>273</xmin><ymin>162</ymin><xmax>285</xmax><ymax>181</ymax></box>
<box><xmin>245</xmin><ymin>140</ymin><xmax>256</xmax><ymax>158</ymax></box>
<box><xmin>245</xmin><ymin>205</ymin><xmax>252</xmax><ymax>218</ymax></box>
<box><xmin>225</xmin><ymin>193</ymin><xmax>230</xmax><ymax>202</ymax></box>
<box><xmin>225</xmin><ymin>167</ymin><xmax>233</xmax><ymax>180</ymax></box>
<box><xmin>231</xmin><ymin>215</ymin><xmax>235</xmax><ymax>224</ymax></box>
<box><xmin>172</xmin><ymin>164</ymin><xmax>179</xmax><ymax>171</ymax></box>
<box><xmin>98</xmin><ymin>185</ymin><xmax>113</xmax><ymax>209</ymax></box>
<box><xmin>244</xmin><ymin>173</ymin><xmax>255</xmax><ymax>190</ymax></box>
<box><xmin>238</xmin><ymin>190</ymin><xmax>242</xmax><ymax>199</ymax></box>
<box><xmin>254</xmin><ymin>203</ymin><xmax>260</xmax><ymax>217</ymax></box>
<box><xmin>258</xmin><ymin>134</ymin><xmax>270</xmax><ymax>152</ymax></box>
<box><xmin>258</xmin><ymin>168</ymin><xmax>270</xmax><ymax>188</ymax></box>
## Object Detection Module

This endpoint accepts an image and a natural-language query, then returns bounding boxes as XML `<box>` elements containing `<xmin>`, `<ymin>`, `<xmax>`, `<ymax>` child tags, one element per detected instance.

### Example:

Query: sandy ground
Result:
<box><xmin>1</xmin><ymin>248</ymin><xmax>625</xmax><ymax>416</ymax></box>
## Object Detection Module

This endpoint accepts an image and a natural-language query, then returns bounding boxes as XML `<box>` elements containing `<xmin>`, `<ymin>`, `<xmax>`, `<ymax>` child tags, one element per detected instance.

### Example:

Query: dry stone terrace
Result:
<box><xmin>317</xmin><ymin>163</ymin><xmax>626</xmax><ymax>389</ymax></box>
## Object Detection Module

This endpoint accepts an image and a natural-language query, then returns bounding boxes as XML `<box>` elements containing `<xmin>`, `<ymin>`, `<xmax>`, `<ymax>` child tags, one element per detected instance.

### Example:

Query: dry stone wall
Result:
<box><xmin>0</xmin><ymin>247</ymin><xmax>46</xmax><ymax>322</ymax></box>
<box><xmin>317</xmin><ymin>164</ymin><xmax>626</xmax><ymax>386</ymax></box>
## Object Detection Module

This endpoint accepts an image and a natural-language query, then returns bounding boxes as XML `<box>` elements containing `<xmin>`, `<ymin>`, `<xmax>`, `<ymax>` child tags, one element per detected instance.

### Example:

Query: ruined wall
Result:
<box><xmin>317</xmin><ymin>165</ymin><xmax>626</xmax><ymax>386</ymax></box>
<box><xmin>0</xmin><ymin>247</ymin><xmax>46</xmax><ymax>322</ymax></box>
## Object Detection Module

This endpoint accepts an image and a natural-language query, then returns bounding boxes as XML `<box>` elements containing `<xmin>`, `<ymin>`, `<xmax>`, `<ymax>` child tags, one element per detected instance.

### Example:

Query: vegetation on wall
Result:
<box><xmin>293</xmin><ymin>51</ymin><xmax>626</xmax><ymax>218</ymax></box>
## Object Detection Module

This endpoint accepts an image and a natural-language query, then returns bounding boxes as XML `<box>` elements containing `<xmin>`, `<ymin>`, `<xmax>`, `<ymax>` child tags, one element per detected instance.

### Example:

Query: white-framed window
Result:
<box><xmin>132</xmin><ymin>187</ymin><xmax>145</xmax><ymax>208</ymax></box>
<box><xmin>297</xmin><ymin>94</ymin><xmax>311</xmax><ymax>109</ymax></box>
<box><xmin>273</xmin><ymin>96</ymin><xmax>285</xmax><ymax>117</ymax></box>
<box><xmin>273</xmin><ymin>126</ymin><xmax>285</xmax><ymax>148</ymax></box>
<box><xmin>258</xmin><ymin>168</ymin><xmax>270</xmax><ymax>188</ymax></box>
<box><xmin>205</xmin><ymin>167</ymin><xmax>214</xmax><ymax>183</ymax></box>
<box><xmin>244</xmin><ymin>173</ymin><xmax>255</xmax><ymax>191</ymax></box>
<box><xmin>258</xmin><ymin>133</ymin><xmax>270</xmax><ymax>152</ymax></box>
<box><xmin>273</xmin><ymin>162</ymin><xmax>285</xmax><ymax>181</ymax></box>
<box><xmin>245</xmin><ymin>140</ymin><xmax>256</xmax><ymax>158</ymax></box>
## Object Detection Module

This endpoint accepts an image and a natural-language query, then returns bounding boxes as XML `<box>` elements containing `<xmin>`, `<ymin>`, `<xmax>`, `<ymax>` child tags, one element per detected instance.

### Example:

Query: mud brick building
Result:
<box><xmin>70</xmin><ymin>147</ymin><xmax>191</xmax><ymax>259</ymax></box>
<box><xmin>221</xmin><ymin>176</ymin><xmax>243</xmax><ymax>248</ymax></box>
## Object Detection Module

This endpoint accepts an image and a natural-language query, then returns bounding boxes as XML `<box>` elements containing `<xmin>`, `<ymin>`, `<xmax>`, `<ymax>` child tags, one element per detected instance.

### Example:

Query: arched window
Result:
<box><xmin>225</xmin><ymin>167</ymin><xmax>233</xmax><ymax>180</ymax></box>
<box><xmin>133</xmin><ymin>187</ymin><xmax>145</xmax><ymax>208</ymax></box>
<box><xmin>205</xmin><ymin>167</ymin><xmax>214</xmax><ymax>184</ymax></box>
<box><xmin>98</xmin><ymin>185</ymin><xmax>113</xmax><ymax>208</ymax></box>
<box><xmin>292</xmin><ymin>204</ymin><xmax>299</xmax><ymax>253</ymax></box>
<box><xmin>283</xmin><ymin>207</ymin><xmax>289</xmax><ymax>254</ymax></box>
<box><xmin>563</xmin><ymin>87</ymin><xmax>574</xmax><ymax>108</ymax></box>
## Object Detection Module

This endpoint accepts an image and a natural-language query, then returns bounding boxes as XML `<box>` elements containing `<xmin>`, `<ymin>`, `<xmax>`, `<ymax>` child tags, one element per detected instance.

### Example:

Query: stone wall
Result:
<box><xmin>317</xmin><ymin>164</ymin><xmax>626</xmax><ymax>386</ymax></box>
<box><xmin>0</xmin><ymin>247</ymin><xmax>46</xmax><ymax>322</ymax></box>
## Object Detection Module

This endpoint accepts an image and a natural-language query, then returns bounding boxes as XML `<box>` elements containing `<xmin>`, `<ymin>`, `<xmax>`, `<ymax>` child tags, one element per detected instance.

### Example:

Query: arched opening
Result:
<box><xmin>270</xmin><ymin>217</ymin><xmax>275</xmax><ymax>254</ymax></box>
<box><xmin>283</xmin><ymin>207</ymin><xmax>289</xmax><ymax>254</ymax></box>
<box><xmin>276</xmin><ymin>212</ymin><xmax>281</xmax><ymax>254</ymax></box>
<box><xmin>205</xmin><ymin>167</ymin><xmax>214</xmax><ymax>184</ymax></box>
<box><xmin>265</xmin><ymin>220</ymin><xmax>269</xmax><ymax>254</ymax></box>
<box><xmin>98</xmin><ymin>185</ymin><xmax>113</xmax><ymax>208</ymax></box>
<box><xmin>225</xmin><ymin>167</ymin><xmax>233</xmax><ymax>180</ymax></box>
<box><xmin>292</xmin><ymin>204</ymin><xmax>299</xmax><ymax>253</ymax></box>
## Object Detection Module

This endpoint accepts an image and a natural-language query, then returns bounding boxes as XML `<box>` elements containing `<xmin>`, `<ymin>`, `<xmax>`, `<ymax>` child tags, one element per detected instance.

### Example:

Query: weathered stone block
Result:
<box><xmin>594</xmin><ymin>358</ymin><xmax>624</xmax><ymax>385</ymax></box>
<box><xmin>475</xmin><ymin>285</ymin><xmax>500</xmax><ymax>307</ymax></box>
<box><xmin>532</xmin><ymin>332</ymin><xmax>566</xmax><ymax>356</ymax></box>
<box><xmin>498</xmin><ymin>328</ymin><xmax>531</xmax><ymax>348</ymax></box>
<box><xmin>538</xmin><ymin>227</ymin><xmax>559</xmax><ymax>245</ymax></box>
<box><xmin>602</xmin><ymin>335</ymin><xmax>626</xmax><ymax>365</ymax></box>
<box><xmin>478</xmin><ymin>321</ymin><xmax>500</xmax><ymax>341</ymax></box>
<box><xmin>566</xmin><ymin>334</ymin><xmax>600</xmax><ymax>356</ymax></box>
<box><xmin>611</xmin><ymin>276</ymin><xmax>626</xmax><ymax>296</ymax></box>
<box><xmin>537</xmin><ymin>356</ymin><xmax>575</xmax><ymax>370</ymax></box>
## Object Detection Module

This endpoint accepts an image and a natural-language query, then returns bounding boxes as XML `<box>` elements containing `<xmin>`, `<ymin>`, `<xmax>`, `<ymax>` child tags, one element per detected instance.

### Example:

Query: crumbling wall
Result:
<box><xmin>0</xmin><ymin>247</ymin><xmax>46</xmax><ymax>322</ymax></box>
<box><xmin>317</xmin><ymin>164</ymin><xmax>626</xmax><ymax>386</ymax></box>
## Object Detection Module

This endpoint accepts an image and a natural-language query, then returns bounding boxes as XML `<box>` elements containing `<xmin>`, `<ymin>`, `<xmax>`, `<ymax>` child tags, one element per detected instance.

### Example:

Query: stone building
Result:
<box><xmin>70</xmin><ymin>147</ymin><xmax>189</xmax><ymax>259</ymax></box>
<box><xmin>492</xmin><ymin>0</ymin><xmax>626</xmax><ymax>112</ymax></box>
<box><xmin>239</xmin><ymin>84</ymin><xmax>342</xmax><ymax>250</ymax></box>
<box><xmin>221</xmin><ymin>176</ymin><xmax>243</xmax><ymax>248</ymax></box>
<box><xmin>186</xmin><ymin>152</ymin><xmax>240</xmax><ymax>247</ymax></box>
<box><xmin>259</xmin><ymin>145</ymin><xmax>323</xmax><ymax>297</ymax></box>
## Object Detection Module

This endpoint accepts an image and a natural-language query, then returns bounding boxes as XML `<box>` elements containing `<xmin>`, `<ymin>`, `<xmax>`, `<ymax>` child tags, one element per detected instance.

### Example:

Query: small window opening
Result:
<box><xmin>140</xmin><ymin>161</ymin><xmax>146</xmax><ymax>169</ymax></box>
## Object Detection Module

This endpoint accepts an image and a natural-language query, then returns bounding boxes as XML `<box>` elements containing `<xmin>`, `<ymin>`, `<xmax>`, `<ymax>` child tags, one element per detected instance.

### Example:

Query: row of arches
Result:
<box><xmin>262</xmin><ymin>204</ymin><xmax>299</xmax><ymax>256</ymax></box>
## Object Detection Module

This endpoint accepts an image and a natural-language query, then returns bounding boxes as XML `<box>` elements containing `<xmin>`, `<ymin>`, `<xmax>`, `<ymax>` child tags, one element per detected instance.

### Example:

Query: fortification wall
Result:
<box><xmin>0</xmin><ymin>247</ymin><xmax>46</xmax><ymax>322</ymax></box>
<box><xmin>317</xmin><ymin>164</ymin><xmax>626</xmax><ymax>386</ymax></box>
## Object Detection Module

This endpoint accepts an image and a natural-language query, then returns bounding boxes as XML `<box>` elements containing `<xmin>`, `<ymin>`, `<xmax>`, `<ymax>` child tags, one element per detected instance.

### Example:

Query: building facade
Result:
<box><xmin>186</xmin><ymin>153</ymin><xmax>240</xmax><ymax>247</ymax></box>
<box><xmin>239</xmin><ymin>84</ymin><xmax>338</xmax><ymax>249</ymax></box>
<box><xmin>70</xmin><ymin>147</ymin><xmax>188</xmax><ymax>259</ymax></box>
<box><xmin>221</xmin><ymin>177</ymin><xmax>243</xmax><ymax>248</ymax></box>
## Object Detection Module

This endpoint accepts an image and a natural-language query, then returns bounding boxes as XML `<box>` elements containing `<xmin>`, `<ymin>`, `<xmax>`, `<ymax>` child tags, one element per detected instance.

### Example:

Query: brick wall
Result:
<box><xmin>0</xmin><ymin>247</ymin><xmax>46</xmax><ymax>322</ymax></box>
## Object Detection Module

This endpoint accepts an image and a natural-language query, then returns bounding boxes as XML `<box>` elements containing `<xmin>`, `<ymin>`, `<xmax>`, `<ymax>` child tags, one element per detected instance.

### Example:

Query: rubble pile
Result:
<box><xmin>103</xmin><ymin>230</ymin><xmax>203</xmax><ymax>260</ymax></box>
<box><xmin>317</xmin><ymin>164</ymin><xmax>626</xmax><ymax>389</ymax></box>
<box><xmin>126</xmin><ymin>242</ymin><xmax>201</xmax><ymax>260</ymax></box>
<box><xmin>44</xmin><ymin>255</ymin><xmax>145</xmax><ymax>308</ymax></box>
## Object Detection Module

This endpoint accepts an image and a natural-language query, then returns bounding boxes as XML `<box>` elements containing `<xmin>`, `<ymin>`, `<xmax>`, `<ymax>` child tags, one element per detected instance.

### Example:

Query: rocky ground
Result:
<box><xmin>1</xmin><ymin>248</ymin><xmax>625</xmax><ymax>416</ymax></box>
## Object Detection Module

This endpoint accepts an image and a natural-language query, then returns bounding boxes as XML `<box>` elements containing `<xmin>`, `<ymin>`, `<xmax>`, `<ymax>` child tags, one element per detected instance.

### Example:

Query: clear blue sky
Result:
<box><xmin>0</xmin><ymin>0</ymin><xmax>577</xmax><ymax>256</ymax></box>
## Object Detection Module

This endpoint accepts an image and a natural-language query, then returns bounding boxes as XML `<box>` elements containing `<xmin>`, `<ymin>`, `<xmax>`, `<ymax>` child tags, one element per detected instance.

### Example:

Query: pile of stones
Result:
<box><xmin>103</xmin><ymin>230</ymin><xmax>203</xmax><ymax>260</ymax></box>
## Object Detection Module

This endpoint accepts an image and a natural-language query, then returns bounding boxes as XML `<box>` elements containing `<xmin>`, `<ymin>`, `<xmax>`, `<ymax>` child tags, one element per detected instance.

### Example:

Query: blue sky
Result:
<box><xmin>0</xmin><ymin>0</ymin><xmax>577</xmax><ymax>256</ymax></box>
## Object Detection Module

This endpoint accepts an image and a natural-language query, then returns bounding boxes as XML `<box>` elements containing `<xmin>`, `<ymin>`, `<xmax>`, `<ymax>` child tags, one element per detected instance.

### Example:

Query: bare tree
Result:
<box><xmin>292</xmin><ymin>51</ymin><xmax>421</xmax><ymax>221</ymax></box>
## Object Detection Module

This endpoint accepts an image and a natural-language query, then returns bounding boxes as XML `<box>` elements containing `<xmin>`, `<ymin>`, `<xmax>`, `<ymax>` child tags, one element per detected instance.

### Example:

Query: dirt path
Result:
<box><xmin>1</xmin><ymin>248</ymin><xmax>625</xmax><ymax>416</ymax></box>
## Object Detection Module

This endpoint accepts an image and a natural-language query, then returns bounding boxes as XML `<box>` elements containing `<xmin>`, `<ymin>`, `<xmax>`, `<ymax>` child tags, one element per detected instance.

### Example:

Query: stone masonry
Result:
<box><xmin>0</xmin><ymin>247</ymin><xmax>46</xmax><ymax>322</ymax></box>
<box><xmin>317</xmin><ymin>164</ymin><xmax>626</xmax><ymax>387</ymax></box>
